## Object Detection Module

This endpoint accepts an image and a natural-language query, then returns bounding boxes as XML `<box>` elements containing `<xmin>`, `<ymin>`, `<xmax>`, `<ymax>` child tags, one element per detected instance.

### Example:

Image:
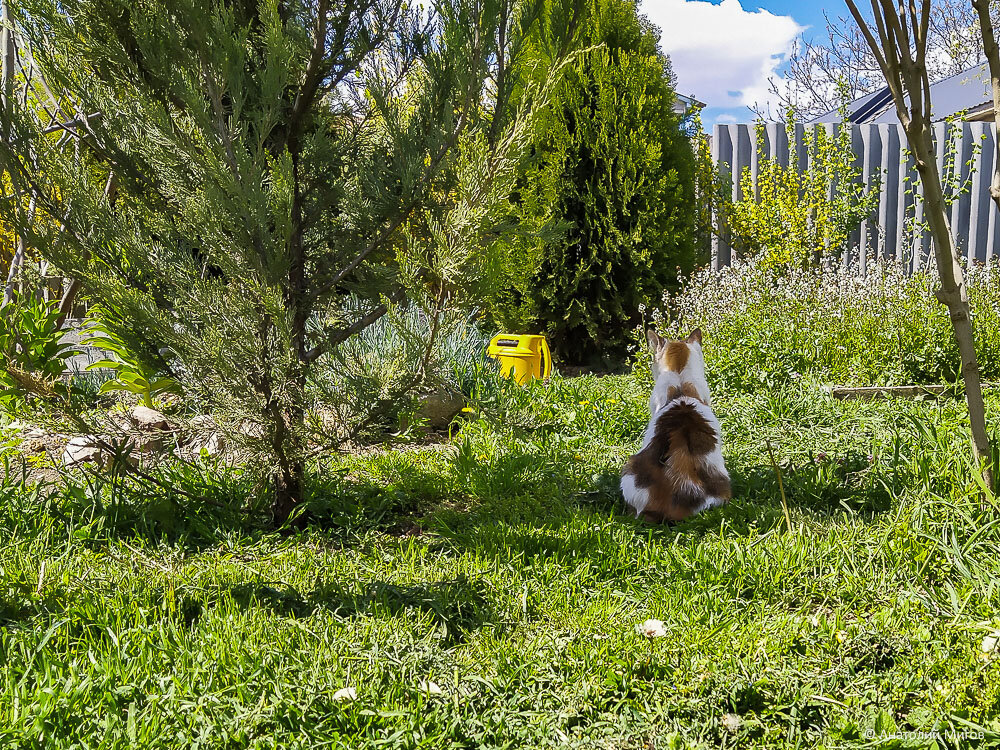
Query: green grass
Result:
<box><xmin>647</xmin><ymin>256</ymin><xmax>1000</xmax><ymax>389</ymax></box>
<box><xmin>3</xmin><ymin>374</ymin><xmax>1000</xmax><ymax>748</ymax></box>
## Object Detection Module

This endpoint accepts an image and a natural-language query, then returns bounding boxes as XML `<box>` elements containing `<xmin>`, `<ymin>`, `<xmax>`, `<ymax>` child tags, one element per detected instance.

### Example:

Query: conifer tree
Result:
<box><xmin>505</xmin><ymin>0</ymin><xmax>697</xmax><ymax>364</ymax></box>
<box><xmin>0</xmin><ymin>0</ymin><xmax>553</xmax><ymax>521</ymax></box>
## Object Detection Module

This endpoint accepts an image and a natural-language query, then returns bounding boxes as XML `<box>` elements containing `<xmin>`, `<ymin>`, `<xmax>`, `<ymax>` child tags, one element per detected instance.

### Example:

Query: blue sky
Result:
<box><xmin>637</xmin><ymin>1</ymin><xmax>847</xmax><ymax>127</ymax></box>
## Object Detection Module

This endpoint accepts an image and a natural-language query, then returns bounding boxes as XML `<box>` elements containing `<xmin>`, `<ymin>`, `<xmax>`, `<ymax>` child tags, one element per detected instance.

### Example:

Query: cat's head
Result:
<box><xmin>645</xmin><ymin>328</ymin><xmax>704</xmax><ymax>381</ymax></box>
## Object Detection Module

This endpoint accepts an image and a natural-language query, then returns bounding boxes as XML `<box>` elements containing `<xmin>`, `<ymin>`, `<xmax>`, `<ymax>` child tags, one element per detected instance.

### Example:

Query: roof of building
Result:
<box><xmin>674</xmin><ymin>93</ymin><xmax>706</xmax><ymax>117</ymax></box>
<box><xmin>810</xmin><ymin>63</ymin><xmax>994</xmax><ymax>124</ymax></box>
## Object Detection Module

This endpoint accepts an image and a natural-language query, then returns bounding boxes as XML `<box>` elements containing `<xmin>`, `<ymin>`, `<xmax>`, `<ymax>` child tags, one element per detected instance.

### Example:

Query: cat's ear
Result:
<box><xmin>686</xmin><ymin>328</ymin><xmax>703</xmax><ymax>345</ymax></box>
<box><xmin>646</xmin><ymin>329</ymin><xmax>665</xmax><ymax>352</ymax></box>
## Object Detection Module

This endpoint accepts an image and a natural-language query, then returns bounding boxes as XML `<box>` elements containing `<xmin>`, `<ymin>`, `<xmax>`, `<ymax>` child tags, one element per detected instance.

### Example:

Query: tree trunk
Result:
<box><xmin>270</xmin><ymin>137</ymin><xmax>310</xmax><ymax>526</ymax></box>
<box><xmin>844</xmin><ymin>0</ymin><xmax>995</xmax><ymax>493</ymax></box>
<box><xmin>273</xmin><ymin>455</ymin><xmax>305</xmax><ymax>526</ymax></box>
<box><xmin>1</xmin><ymin>3</ymin><xmax>16</xmax><ymax>312</ymax></box>
<box><xmin>3</xmin><ymin>195</ymin><xmax>34</xmax><ymax>307</ymax></box>
<box><xmin>3</xmin><ymin>232</ymin><xmax>24</xmax><ymax>306</ymax></box>
<box><xmin>271</xmin><ymin>368</ymin><xmax>307</xmax><ymax>526</ymax></box>
<box><xmin>55</xmin><ymin>277</ymin><xmax>82</xmax><ymax>327</ymax></box>
<box><xmin>908</xmin><ymin>121</ymin><xmax>994</xmax><ymax>489</ymax></box>
<box><xmin>1</xmin><ymin>1</ymin><xmax>13</xmax><ymax>140</ymax></box>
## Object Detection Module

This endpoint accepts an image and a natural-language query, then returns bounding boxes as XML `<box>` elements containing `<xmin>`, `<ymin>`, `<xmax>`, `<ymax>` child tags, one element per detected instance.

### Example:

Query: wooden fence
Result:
<box><xmin>711</xmin><ymin>121</ymin><xmax>1000</xmax><ymax>273</ymax></box>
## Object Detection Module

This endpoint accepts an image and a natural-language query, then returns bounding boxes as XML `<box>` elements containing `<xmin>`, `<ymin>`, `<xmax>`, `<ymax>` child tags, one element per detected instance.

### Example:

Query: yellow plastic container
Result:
<box><xmin>487</xmin><ymin>334</ymin><xmax>552</xmax><ymax>384</ymax></box>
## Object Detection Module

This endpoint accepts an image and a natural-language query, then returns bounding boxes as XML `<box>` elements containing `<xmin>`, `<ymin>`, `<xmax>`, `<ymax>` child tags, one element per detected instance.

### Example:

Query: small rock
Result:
<box><xmin>107</xmin><ymin>411</ymin><xmax>134</xmax><ymax>432</ymax></box>
<box><xmin>184</xmin><ymin>416</ymin><xmax>226</xmax><ymax>457</ymax></box>
<box><xmin>21</xmin><ymin>438</ymin><xmax>47</xmax><ymax>453</ymax></box>
<box><xmin>204</xmin><ymin>433</ymin><xmax>225</xmax><ymax>455</ymax></box>
<box><xmin>3</xmin><ymin>421</ymin><xmax>47</xmax><ymax>439</ymax></box>
<box><xmin>131</xmin><ymin>405</ymin><xmax>170</xmax><ymax>431</ymax></box>
<box><xmin>63</xmin><ymin>436</ymin><xmax>103</xmax><ymax>467</ymax></box>
<box><xmin>190</xmin><ymin>431</ymin><xmax>226</xmax><ymax>457</ymax></box>
<box><xmin>416</xmin><ymin>389</ymin><xmax>465</xmax><ymax>430</ymax></box>
<box><xmin>132</xmin><ymin>434</ymin><xmax>164</xmax><ymax>453</ymax></box>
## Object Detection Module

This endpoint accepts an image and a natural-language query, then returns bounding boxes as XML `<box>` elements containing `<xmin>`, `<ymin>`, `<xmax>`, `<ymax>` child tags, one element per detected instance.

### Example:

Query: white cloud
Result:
<box><xmin>639</xmin><ymin>0</ymin><xmax>803</xmax><ymax>112</ymax></box>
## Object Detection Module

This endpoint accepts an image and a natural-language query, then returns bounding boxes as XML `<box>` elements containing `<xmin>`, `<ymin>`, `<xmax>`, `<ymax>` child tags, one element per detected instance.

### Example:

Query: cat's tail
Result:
<box><xmin>651</xmin><ymin>397</ymin><xmax>718</xmax><ymax>458</ymax></box>
<box><xmin>632</xmin><ymin>397</ymin><xmax>718</xmax><ymax>475</ymax></box>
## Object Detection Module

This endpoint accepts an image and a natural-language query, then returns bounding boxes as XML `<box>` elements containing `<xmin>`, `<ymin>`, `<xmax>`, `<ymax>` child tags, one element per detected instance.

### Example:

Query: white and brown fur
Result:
<box><xmin>621</xmin><ymin>328</ymin><xmax>731</xmax><ymax>523</ymax></box>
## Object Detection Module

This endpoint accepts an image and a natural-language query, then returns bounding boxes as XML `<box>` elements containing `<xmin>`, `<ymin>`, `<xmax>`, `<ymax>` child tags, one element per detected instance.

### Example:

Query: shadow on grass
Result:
<box><xmin>417</xmin><ymin>450</ymin><xmax>895</xmax><ymax>533</ymax></box>
<box><xmin>2</xmin><ymin>437</ymin><xmax>897</xmax><ymax>563</ymax></box>
<box><xmin>224</xmin><ymin>575</ymin><xmax>497</xmax><ymax>643</ymax></box>
<box><xmin>2</xmin><ymin>568</ymin><xmax>495</xmax><ymax>645</ymax></box>
<box><xmin>1</xmin><ymin>455</ymin><xmax>389</xmax><ymax>554</ymax></box>
<box><xmin>365</xmin><ymin>453</ymin><xmax>902</xmax><ymax>589</ymax></box>
<box><xmin>730</xmin><ymin>451</ymin><xmax>895</xmax><ymax>518</ymax></box>
<box><xmin>0</xmin><ymin>444</ymin><xmax>905</xmax><ymax>641</ymax></box>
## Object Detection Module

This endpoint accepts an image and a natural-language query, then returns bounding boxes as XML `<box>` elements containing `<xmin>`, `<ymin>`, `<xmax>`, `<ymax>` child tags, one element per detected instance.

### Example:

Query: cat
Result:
<box><xmin>620</xmin><ymin>328</ymin><xmax>731</xmax><ymax>523</ymax></box>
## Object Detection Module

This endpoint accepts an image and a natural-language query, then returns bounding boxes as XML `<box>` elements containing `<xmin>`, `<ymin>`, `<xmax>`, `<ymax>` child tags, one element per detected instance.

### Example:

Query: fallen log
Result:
<box><xmin>830</xmin><ymin>385</ymin><xmax>950</xmax><ymax>400</ymax></box>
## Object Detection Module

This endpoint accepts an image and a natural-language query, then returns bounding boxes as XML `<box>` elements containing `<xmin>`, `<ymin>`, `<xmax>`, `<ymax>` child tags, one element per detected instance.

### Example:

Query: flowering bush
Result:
<box><xmin>640</xmin><ymin>253</ymin><xmax>1000</xmax><ymax>389</ymax></box>
<box><xmin>726</xmin><ymin>117</ymin><xmax>879</xmax><ymax>268</ymax></box>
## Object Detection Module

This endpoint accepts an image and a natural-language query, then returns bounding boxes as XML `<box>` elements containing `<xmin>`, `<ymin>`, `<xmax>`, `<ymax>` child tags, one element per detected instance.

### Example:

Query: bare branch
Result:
<box><xmin>302</xmin><ymin>284</ymin><xmax>409</xmax><ymax>364</ymax></box>
<box><xmin>768</xmin><ymin>1</ymin><xmax>996</xmax><ymax>120</ymax></box>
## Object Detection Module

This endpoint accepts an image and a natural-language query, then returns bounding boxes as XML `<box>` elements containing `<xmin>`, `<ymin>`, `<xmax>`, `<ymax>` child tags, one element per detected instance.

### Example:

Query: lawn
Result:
<box><xmin>4</xmin><ymin>370</ymin><xmax>1000</xmax><ymax>748</ymax></box>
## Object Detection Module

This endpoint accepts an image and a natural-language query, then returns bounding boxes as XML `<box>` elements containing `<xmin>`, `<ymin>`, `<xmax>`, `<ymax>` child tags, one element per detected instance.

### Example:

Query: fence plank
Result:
<box><xmin>711</xmin><ymin>124</ymin><xmax>734</xmax><ymax>270</ymax></box>
<box><xmin>986</xmin><ymin>127</ymin><xmax>998</xmax><ymax>264</ymax></box>
<box><xmin>712</xmin><ymin>122</ymin><xmax>1000</xmax><ymax>269</ymax></box>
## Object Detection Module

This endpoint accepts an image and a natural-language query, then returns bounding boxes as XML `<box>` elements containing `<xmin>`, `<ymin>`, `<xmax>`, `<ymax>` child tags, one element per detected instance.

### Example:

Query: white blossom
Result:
<box><xmin>982</xmin><ymin>630</ymin><xmax>1000</xmax><ymax>653</ymax></box>
<box><xmin>721</xmin><ymin>713</ymin><xmax>742</xmax><ymax>732</ymax></box>
<box><xmin>636</xmin><ymin>619</ymin><xmax>667</xmax><ymax>639</ymax></box>
<box><xmin>333</xmin><ymin>687</ymin><xmax>357</xmax><ymax>702</ymax></box>
<box><xmin>418</xmin><ymin>680</ymin><xmax>444</xmax><ymax>695</ymax></box>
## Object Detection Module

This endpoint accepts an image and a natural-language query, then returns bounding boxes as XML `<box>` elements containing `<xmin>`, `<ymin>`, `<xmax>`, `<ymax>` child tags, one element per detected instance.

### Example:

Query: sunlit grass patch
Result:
<box><xmin>3</xmin><ymin>376</ymin><xmax>1000</xmax><ymax>747</ymax></box>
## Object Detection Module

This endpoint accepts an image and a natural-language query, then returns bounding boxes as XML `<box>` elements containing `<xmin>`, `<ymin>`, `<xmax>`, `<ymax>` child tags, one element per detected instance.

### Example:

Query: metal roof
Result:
<box><xmin>810</xmin><ymin>63</ymin><xmax>993</xmax><ymax>124</ymax></box>
<box><xmin>674</xmin><ymin>92</ymin><xmax>705</xmax><ymax>117</ymax></box>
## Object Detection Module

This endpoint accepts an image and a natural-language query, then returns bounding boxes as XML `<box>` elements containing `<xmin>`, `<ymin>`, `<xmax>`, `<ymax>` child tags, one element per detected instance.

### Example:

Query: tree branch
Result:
<box><xmin>303</xmin><ymin>271</ymin><xmax>425</xmax><ymax>364</ymax></box>
<box><xmin>286</xmin><ymin>0</ymin><xmax>330</xmax><ymax>148</ymax></box>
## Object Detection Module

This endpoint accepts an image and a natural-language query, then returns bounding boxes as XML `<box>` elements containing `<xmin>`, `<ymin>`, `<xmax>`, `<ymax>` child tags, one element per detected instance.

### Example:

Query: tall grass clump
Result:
<box><xmin>321</xmin><ymin>304</ymin><xmax>491</xmax><ymax>396</ymax></box>
<box><xmin>644</xmin><ymin>254</ymin><xmax>1000</xmax><ymax>390</ymax></box>
<box><xmin>307</xmin><ymin>304</ymin><xmax>492</xmax><ymax>439</ymax></box>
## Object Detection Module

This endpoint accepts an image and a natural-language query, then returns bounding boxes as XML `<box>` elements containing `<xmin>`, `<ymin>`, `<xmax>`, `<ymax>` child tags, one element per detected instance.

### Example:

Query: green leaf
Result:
<box><xmin>86</xmin><ymin>360</ymin><xmax>123</xmax><ymax>371</ymax></box>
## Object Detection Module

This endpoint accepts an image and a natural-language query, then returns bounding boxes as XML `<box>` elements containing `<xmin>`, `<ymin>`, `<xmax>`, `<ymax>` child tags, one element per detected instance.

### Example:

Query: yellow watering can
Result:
<box><xmin>487</xmin><ymin>334</ymin><xmax>552</xmax><ymax>384</ymax></box>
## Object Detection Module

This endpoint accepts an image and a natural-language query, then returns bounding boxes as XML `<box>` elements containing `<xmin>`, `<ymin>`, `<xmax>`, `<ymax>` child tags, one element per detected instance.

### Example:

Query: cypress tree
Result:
<box><xmin>514</xmin><ymin>0</ymin><xmax>697</xmax><ymax>364</ymax></box>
